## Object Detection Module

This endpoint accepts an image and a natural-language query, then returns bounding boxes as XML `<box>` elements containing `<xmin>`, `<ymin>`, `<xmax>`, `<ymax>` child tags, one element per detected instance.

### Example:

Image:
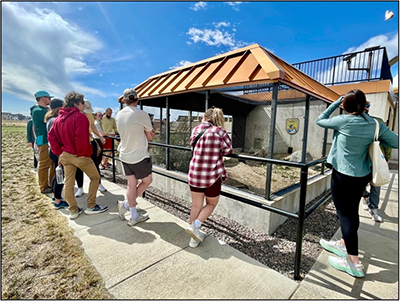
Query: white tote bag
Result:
<box><xmin>368</xmin><ymin>119</ymin><xmax>391</xmax><ymax>186</ymax></box>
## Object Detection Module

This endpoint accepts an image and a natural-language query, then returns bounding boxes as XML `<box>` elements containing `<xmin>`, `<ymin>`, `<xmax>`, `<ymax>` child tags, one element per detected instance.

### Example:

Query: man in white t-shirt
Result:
<box><xmin>116</xmin><ymin>88</ymin><xmax>156</xmax><ymax>226</ymax></box>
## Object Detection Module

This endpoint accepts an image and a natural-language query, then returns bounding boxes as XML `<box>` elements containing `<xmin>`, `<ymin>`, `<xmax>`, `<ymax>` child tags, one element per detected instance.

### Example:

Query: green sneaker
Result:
<box><xmin>320</xmin><ymin>239</ymin><xmax>347</xmax><ymax>257</ymax></box>
<box><xmin>328</xmin><ymin>256</ymin><xmax>364</xmax><ymax>278</ymax></box>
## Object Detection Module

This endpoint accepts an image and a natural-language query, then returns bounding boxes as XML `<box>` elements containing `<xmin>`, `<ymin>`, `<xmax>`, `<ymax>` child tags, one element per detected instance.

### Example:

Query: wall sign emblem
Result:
<box><xmin>286</xmin><ymin>118</ymin><xmax>299</xmax><ymax>135</ymax></box>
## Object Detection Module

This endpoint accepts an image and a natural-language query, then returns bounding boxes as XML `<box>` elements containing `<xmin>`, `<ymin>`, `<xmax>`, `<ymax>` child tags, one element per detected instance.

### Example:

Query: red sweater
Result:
<box><xmin>48</xmin><ymin>107</ymin><xmax>92</xmax><ymax>157</ymax></box>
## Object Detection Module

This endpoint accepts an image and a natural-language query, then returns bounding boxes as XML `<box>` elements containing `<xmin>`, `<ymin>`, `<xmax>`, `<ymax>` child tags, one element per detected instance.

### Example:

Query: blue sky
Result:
<box><xmin>2</xmin><ymin>1</ymin><xmax>398</xmax><ymax>117</ymax></box>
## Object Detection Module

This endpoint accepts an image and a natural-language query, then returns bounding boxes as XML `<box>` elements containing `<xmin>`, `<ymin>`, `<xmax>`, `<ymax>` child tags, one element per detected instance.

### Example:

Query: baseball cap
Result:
<box><xmin>123</xmin><ymin>88</ymin><xmax>138</xmax><ymax>101</ymax></box>
<box><xmin>34</xmin><ymin>90</ymin><xmax>53</xmax><ymax>98</ymax></box>
<box><xmin>50</xmin><ymin>98</ymin><xmax>64</xmax><ymax>109</ymax></box>
<box><xmin>84</xmin><ymin>100</ymin><xmax>93</xmax><ymax>114</ymax></box>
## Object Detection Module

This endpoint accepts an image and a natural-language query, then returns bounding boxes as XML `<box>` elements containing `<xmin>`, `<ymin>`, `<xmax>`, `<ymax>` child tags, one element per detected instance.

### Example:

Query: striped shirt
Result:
<box><xmin>188</xmin><ymin>122</ymin><xmax>233</xmax><ymax>188</ymax></box>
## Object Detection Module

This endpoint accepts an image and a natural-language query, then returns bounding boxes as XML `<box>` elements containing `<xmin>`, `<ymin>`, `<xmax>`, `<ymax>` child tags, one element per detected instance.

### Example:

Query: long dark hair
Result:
<box><xmin>342</xmin><ymin>89</ymin><xmax>367</xmax><ymax>120</ymax></box>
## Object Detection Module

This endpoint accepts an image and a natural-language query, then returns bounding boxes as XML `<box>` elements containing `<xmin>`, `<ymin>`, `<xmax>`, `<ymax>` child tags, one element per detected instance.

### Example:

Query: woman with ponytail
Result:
<box><xmin>185</xmin><ymin>107</ymin><xmax>232</xmax><ymax>248</ymax></box>
<box><xmin>316</xmin><ymin>89</ymin><xmax>398</xmax><ymax>278</ymax></box>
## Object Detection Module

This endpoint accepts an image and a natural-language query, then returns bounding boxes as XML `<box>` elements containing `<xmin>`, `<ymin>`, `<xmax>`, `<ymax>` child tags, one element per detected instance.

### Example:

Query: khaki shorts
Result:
<box><xmin>122</xmin><ymin>157</ymin><xmax>152</xmax><ymax>179</ymax></box>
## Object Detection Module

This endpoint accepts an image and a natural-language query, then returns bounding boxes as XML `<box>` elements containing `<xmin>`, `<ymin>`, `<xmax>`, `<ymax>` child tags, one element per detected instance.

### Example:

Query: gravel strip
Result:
<box><xmin>100</xmin><ymin>166</ymin><xmax>340</xmax><ymax>280</ymax></box>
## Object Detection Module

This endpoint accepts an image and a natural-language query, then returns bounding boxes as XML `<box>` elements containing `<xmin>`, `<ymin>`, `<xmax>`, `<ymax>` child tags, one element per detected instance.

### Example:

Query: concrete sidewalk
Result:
<box><xmin>57</xmin><ymin>170</ymin><xmax>398</xmax><ymax>299</ymax></box>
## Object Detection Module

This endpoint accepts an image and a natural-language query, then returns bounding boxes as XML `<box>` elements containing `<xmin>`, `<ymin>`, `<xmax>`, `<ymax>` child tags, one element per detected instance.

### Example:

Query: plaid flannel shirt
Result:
<box><xmin>188</xmin><ymin>122</ymin><xmax>233</xmax><ymax>188</ymax></box>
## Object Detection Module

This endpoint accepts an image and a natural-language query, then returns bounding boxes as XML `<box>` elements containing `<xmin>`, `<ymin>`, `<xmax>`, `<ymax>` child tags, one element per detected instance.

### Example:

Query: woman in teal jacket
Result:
<box><xmin>316</xmin><ymin>89</ymin><xmax>398</xmax><ymax>278</ymax></box>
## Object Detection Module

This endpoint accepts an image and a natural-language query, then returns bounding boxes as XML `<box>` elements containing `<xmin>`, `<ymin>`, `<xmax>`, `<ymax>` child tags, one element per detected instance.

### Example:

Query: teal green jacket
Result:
<box><xmin>31</xmin><ymin>104</ymin><xmax>48</xmax><ymax>146</ymax></box>
<box><xmin>316</xmin><ymin>97</ymin><xmax>398</xmax><ymax>177</ymax></box>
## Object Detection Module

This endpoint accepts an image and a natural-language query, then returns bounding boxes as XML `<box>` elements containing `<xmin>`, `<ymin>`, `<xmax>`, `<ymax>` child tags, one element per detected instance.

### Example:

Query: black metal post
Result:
<box><xmin>332</xmin><ymin>57</ymin><xmax>337</xmax><ymax>86</ymax></box>
<box><xmin>205</xmin><ymin>90</ymin><xmax>209</xmax><ymax>110</ymax></box>
<box><xmin>294</xmin><ymin>165</ymin><xmax>308</xmax><ymax>280</ymax></box>
<box><xmin>166</xmin><ymin>97</ymin><xmax>170</xmax><ymax>170</ymax></box>
<box><xmin>112</xmin><ymin>137</ymin><xmax>116</xmax><ymax>183</ymax></box>
<box><xmin>301</xmin><ymin>95</ymin><xmax>311</xmax><ymax>163</ymax></box>
<box><xmin>160</xmin><ymin>108</ymin><xmax>163</xmax><ymax>138</ymax></box>
<box><xmin>265</xmin><ymin>82</ymin><xmax>279</xmax><ymax>200</ymax></box>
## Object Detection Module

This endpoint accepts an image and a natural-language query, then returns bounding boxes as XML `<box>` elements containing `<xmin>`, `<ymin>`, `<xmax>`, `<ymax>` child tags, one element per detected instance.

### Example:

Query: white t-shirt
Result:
<box><xmin>116</xmin><ymin>105</ymin><xmax>153</xmax><ymax>164</ymax></box>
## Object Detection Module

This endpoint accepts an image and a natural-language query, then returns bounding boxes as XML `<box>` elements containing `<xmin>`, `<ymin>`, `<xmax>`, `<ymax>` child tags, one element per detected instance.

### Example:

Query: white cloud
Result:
<box><xmin>226</xmin><ymin>2</ymin><xmax>242</xmax><ymax>11</ymax></box>
<box><xmin>344</xmin><ymin>33</ymin><xmax>398</xmax><ymax>60</ymax></box>
<box><xmin>187</xmin><ymin>28</ymin><xmax>235</xmax><ymax>47</ymax></box>
<box><xmin>190</xmin><ymin>2</ymin><xmax>207</xmax><ymax>11</ymax></box>
<box><xmin>393</xmin><ymin>74</ymin><xmax>398</xmax><ymax>89</ymax></box>
<box><xmin>214</xmin><ymin>22</ymin><xmax>230</xmax><ymax>28</ymax></box>
<box><xmin>187</xmin><ymin>23</ymin><xmax>252</xmax><ymax>51</ymax></box>
<box><xmin>170</xmin><ymin>60</ymin><xmax>193</xmax><ymax>70</ymax></box>
<box><xmin>2</xmin><ymin>3</ymin><xmax>103</xmax><ymax>101</ymax></box>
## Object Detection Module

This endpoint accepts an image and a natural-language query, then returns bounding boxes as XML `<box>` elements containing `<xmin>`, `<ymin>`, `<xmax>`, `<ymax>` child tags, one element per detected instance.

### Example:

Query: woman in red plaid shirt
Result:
<box><xmin>185</xmin><ymin>107</ymin><xmax>232</xmax><ymax>248</ymax></box>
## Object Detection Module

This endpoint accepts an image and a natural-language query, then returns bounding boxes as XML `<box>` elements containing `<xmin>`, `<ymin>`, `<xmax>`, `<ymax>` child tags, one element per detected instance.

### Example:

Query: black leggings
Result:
<box><xmin>331</xmin><ymin>168</ymin><xmax>371</xmax><ymax>256</ymax></box>
<box><xmin>49</xmin><ymin>149</ymin><xmax>64</xmax><ymax>200</ymax></box>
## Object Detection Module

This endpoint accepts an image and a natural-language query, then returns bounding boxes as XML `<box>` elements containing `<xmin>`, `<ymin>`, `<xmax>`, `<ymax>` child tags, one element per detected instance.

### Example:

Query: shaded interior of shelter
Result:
<box><xmin>139</xmin><ymin>85</ymin><xmax>333</xmax><ymax>198</ymax></box>
<box><xmin>131</xmin><ymin>44</ymin><xmax>341</xmax><ymax>198</ymax></box>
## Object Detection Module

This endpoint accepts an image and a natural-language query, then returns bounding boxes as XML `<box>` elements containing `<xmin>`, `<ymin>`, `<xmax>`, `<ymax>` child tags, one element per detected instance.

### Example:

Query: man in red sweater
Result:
<box><xmin>48</xmin><ymin>91</ymin><xmax>108</xmax><ymax>220</ymax></box>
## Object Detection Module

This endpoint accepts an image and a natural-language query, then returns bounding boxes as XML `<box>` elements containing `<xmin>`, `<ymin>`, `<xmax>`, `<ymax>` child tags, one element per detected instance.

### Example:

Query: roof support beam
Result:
<box><xmin>202</xmin><ymin>56</ymin><xmax>229</xmax><ymax>86</ymax></box>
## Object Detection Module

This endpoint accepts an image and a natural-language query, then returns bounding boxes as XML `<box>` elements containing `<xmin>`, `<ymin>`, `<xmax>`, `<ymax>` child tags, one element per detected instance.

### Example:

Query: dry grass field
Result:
<box><xmin>1</xmin><ymin>122</ymin><xmax>113</xmax><ymax>299</ymax></box>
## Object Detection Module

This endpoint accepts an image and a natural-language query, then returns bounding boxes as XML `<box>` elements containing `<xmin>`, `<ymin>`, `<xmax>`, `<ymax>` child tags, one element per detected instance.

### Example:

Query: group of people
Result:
<box><xmin>28</xmin><ymin>87</ymin><xmax>398</xmax><ymax>277</ymax></box>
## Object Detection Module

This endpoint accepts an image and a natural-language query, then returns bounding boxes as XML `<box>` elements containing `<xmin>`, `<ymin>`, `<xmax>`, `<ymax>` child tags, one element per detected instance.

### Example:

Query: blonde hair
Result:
<box><xmin>44</xmin><ymin>107</ymin><xmax>61</xmax><ymax>123</ymax></box>
<box><xmin>203</xmin><ymin>107</ymin><xmax>225</xmax><ymax>129</ymax></box>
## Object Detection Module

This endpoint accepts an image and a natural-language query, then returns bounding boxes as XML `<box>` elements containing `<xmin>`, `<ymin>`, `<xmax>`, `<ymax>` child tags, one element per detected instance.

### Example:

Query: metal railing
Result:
<box><xmin>293</xmin><ymin>46</ymin><xmax>392</xmax><ymax>86</ymax></box>
<box><xmin>104</xmin><ymin>137</ymin><xmax>332</xmax><ymax>280</ymax></box>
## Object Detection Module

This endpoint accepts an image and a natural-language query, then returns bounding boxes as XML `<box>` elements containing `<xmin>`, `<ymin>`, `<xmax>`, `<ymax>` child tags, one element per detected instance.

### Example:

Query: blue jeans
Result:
<box><xmin>362</xmin><ymin>185</ymin><xmax>381</xmax><ymax>210</ymax></box>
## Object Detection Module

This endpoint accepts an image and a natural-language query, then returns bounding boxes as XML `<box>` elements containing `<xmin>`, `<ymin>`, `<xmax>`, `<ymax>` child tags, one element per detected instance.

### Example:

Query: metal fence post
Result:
<box><xmin>301</xmin><ymin>95</ymin><xmax>310</xmax><ymax>163</ymax></box>
<box><xmin>294</xmin><ymin>165</ymin><xmax>308</xmax><ymax>280</ymax></box>
<box><xmin>265</xmin><ymin>82</ymin><xmax>279</xmax><ymax>200</ymax></box>
<box><xmin>166</xmin><ymin>97</ymin><xmax>170</xmax><ymax>170</ymax></box>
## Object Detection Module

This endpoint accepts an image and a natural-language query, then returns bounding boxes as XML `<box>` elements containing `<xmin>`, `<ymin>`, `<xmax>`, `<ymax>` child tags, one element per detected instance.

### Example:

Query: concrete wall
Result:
<box><xmin>366</xmin><ymin>92</ymin><xmax>398</xmax><ymax>160</ymax></box>
<box><xmin>244</xmin><ymin>101</ymin><xmax>337</xmax><ymax>159</ymax></box>
<box><xmin>152</xmin><ymin>166</ymin><xmax>332</xmax><ymax>235</ymax></box>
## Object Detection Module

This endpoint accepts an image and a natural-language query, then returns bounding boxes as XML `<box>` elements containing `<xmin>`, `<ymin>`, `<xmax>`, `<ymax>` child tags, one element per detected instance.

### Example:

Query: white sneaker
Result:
<box><xmin>127</xmin><ymin>213</ymin><xmax>149</xmax><ymax>226</ymax></box>
<box><xmin>117</xmin><ymin>200</ymin><xmax>128</xmax><ymax>220</ymax></box>
<box><xmin>319</xmin><ymin>239</ymin><xmax>347</xmax><ymax>257</ymax></box>
<box><xmin>189</xmin><ymin>238</ymin><xmax>200</xmax><ymax>248</ymax></box>
<box><xmin>75</xmin><ymin>188</ymin><xmax>84</xmax><ymax>197</ymax></box>
<box><xmin>328</xmin><ymin>256</ymin><xmax>364</xmax><ymax>278</ymax></box>
<box><xmin>185</xmin><ymin>224</ymin><xmax>206</xmax><ymax>242</ymax></box>
<box><xmin>368</xmin><ymin>209</ymin><xmax>383</xmax><ymax>222</ymax></box>
<box><xmin>361</xmin><ymin>197</ymin><xmax>369</xmax><ymax>211</ymax></box>
<box><xmin>188</xmin><ymin>230</ymin><xmax>207</xmax><ymax>248</ymax></box>
<box><xmin>98</xmin><ymin>183</ymin><xmax>107</xmax><ymax>192</ymax></box>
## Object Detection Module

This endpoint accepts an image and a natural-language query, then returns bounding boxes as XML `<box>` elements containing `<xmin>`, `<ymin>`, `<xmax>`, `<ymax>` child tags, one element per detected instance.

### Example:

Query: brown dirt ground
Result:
<box><xmin>1</xmin><ymin>122</ymin><xmax>113</xmax><ymax>299</ymax></box>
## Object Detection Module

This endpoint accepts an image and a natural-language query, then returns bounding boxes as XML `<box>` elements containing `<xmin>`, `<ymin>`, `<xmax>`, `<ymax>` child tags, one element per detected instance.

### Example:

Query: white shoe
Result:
<box><xmin>98</xmin><ymin>183</ymin><xmax>107</xmax><ymax>192</ymax></box>
<box><xmin>361</xmin><ymin>197</ymin><xmax>369</xmax><ymax>211</ymax></box>
<box><xmin>368</xmin><ymin>209</ymin><xmax>383</xmax><ymax>222</ymax></box>
<box><xmin>117</xmin><ymin>200</ymin><xmax>128</xmax><ymax>220</ymax></box>
<box><xmin>189</xmin><ymin>237</ymin><xmax>200</xmax><ymax>248</ymax></box>
<box><xmin>75</xmin><ymin>188</ymin><xmax>84</xmax><ymax>197</ymax></box>
<box><xmin>328</xmin><ymin>256</ymin><xmax>364</xmax><ymax>278</ymax></box>
<box><xmin>319</xmin><ymin>239</ymin><xmax>347</xmax><ymax>257</ymax></box>
<box><xmin>185</xmin><ymin>224</ymin><xmax>206</xmax><ymax>243</ymax></box>
<box><xmin>127</xmin><ymin>213</ymin><xmax>149</xmax><ymax>226</ymax></box>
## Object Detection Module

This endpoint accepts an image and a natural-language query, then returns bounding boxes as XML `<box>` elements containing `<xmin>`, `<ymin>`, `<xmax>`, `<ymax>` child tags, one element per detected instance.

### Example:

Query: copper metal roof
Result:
<box><xmin>135</xmin><ymin>44</ymin><xmax>340</xmax><ymax>103</ymax></box>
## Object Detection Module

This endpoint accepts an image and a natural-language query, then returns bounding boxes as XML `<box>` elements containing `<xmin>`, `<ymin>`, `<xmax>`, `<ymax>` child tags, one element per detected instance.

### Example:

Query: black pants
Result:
<box><xmin>75</xmin><ymin>140</ymin><xmax>103</xmax><ymax>187</ymax></box>
<box><xmin>331</xmin><ymin>168</ymin><xmax>371</xmax><ymax>256</ymax></box>
<box><xmin>49</xmin><ymin>149</ymin><xmax>64</xmax><ymax>200</ymax></box>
